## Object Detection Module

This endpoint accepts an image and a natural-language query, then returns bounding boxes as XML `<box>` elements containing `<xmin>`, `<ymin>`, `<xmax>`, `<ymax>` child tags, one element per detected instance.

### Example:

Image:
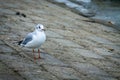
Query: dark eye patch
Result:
<box><xmin>38</xmin><ymin>26</ymin><xmax>41</xmax><ymax>29</ymax></box>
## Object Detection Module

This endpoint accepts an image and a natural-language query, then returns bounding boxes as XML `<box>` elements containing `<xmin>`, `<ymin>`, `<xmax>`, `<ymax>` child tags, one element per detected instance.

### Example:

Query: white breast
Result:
<box><xmin>25</xmin><ymin>31</ymin><xmax>46</xmax><ymax>48</ymax></box>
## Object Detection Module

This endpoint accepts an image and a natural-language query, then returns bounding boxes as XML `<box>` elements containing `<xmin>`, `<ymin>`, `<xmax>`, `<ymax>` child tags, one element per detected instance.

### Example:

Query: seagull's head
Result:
<box><xmin>35</xmin><ymin>24</ymin><xmax>45</xmax><ymax>32</ymax></box>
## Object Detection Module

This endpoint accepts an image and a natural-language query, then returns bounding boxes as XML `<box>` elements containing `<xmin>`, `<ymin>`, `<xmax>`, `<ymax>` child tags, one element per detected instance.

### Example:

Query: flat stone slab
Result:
<box><xmin>88</xmin><ymin>36</ymin><xmax>112</xmax><ymax>44</ymax></box>
<box><xmin>72</xmin><ymin>62</ymin><xmax>108</xmax><ymax>75</ymax></box>
<box><xmin>46</xmin><ymin>30</ymin><xmax>64</xmax><ymax>38</ymax></box>
<box><xmin>0</xmin><ymin>54</ymin><xmax>59</xmax><ymax>80</ymax></box>
<box><xmin>0</xmin><ymin>40</ymin><xmax>5</xmax><ymax>45</ymax></box>
<box><xmin>20</xmin><ymin>48</ymin><xmax>68</xmax><ymax>67</ymax></box>
<box><xmin>72</xmin><ymin>48</ymin><xmax>104</xmax><ymax>59</ymax></box>
<box><xmin>37</xmin><ymin>52</ymin><xmax>68</xmax><ymax>66</ymax></box>
<box><xmin>52</xmin><ymin>38</ymin><xmax>82</xmax><ymax>48</ymax></box>
<box><xmin>0</xmin><ymin>8</ymin><xmax>16</xmax><ymax>15</ymax></box>
<box><xmin>0</xmin><ymin>45</ymin><xmax>14</xmax><ymax>53</ymax></box>
<box><xmin>44</xmin><ymin>65</ymin><xmax>81</xmax><ymax>80</ymax></box>
<box><xmin>93</xmin><ymin>47</ymin><xmax>113</xmax><ymax>56</ymax></box>
<box><xmin>71</xmin><ymin>62</ymin><xmax>118</xmax><ymax>80</ymax></box>
<box><xmin>51</xmin><ymin>29</ymin><xmax>78</xmax><ymax>37</ymax></box>
<box><xmin>57</xmin><ymin>49</ymin><xmax>87</xmax><ymax>63</ymax></box>
<box><xmin>0</xmin><ymin>61</ymin><xmax>25</xmax><ymax>80</ymax></box>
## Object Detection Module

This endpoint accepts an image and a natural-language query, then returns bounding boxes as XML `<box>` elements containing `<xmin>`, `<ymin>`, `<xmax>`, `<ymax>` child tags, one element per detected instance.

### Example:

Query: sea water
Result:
<box><xmin>92</xmin><ymin>0</ymin><xmax>120</xmax><ymax>27</ymax></box>
<box><xmin>52</xmin><ymin>0</ymin><xmax>120</xmax><ymax>28</ymax></box>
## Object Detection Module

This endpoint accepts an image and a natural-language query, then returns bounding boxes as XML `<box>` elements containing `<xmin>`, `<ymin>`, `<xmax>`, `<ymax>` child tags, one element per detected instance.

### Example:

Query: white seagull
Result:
<box><xmin>18</xmin><ymin>24</ymin><xmax>46</xmax><ymax>60</ymax></box>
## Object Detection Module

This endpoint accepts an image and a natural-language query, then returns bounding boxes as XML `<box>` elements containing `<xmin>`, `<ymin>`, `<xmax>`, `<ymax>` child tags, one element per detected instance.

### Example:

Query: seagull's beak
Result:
<box><xmin>42</xmin><ymin>29</ymin><xmax>46</xmax><ymax>31</ymax></box>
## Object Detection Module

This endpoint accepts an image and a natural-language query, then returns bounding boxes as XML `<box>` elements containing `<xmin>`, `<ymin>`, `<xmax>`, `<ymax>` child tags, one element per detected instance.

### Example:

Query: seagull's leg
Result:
<box><xmin>33</xmin><ymin>49</ymin><xmax>36</xmax><ymax>60</ymax></box>
<box><xmin>38</xmin><ymin>49</ymin><xmax>41</xmax><ymax>59</ymax></box>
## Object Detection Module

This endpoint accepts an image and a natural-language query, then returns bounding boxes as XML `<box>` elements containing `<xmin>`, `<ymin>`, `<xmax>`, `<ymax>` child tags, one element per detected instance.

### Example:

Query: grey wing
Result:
<box><xmin>21</xmin><ymin>33</ymin><xmax>33</xmax><ymax>45</ymax></box>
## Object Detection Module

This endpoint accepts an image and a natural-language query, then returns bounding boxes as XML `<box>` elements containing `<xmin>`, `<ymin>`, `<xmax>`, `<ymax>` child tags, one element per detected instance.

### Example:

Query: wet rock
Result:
<box><xmin>48</xmin><ymin>0</ymin><xmax>96</xmax><ymax>17</ymax></box>
<box><xmin>75</xmin><ymin>7</ymin><xmax>96</xmax><ymax>17</ymax></box>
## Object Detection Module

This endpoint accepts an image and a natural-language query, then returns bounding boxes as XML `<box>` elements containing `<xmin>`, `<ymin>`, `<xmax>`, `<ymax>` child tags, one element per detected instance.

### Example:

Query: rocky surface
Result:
<box><xmin>0</xmin><ymin>0</ymin><xmax>120</xmax><ymax>80</ymax></box>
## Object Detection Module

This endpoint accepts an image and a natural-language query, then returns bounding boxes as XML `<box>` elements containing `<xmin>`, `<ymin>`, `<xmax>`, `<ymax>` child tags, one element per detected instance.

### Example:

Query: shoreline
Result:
<box><xmin>46</xmin><ymin>0</ymin><xmax>120</xmax><ymax>31</ymax></box>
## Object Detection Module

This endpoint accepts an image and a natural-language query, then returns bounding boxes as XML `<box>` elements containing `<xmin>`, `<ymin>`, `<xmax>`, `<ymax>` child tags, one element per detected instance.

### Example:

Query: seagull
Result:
<box><xmin>18</xmin><ymin>24</ymin><xmax>46</xmax><ymax>61</ymax></box>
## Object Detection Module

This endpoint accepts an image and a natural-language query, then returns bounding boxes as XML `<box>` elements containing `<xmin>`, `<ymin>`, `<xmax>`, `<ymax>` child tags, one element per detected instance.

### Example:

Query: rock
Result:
<box><xmin>16</xmin><ymin>12</ymin><xmax>20</xmax><ymax>15</ymax></box>
<box><xmin>15</xmin><ymin>12</ymin><xmax>27</xmax><ymax>17</ymax></box>
<box><xmin>21</xmin><ymin>13</ymin><xmax>26</xmax><ymax>17</ymax></box>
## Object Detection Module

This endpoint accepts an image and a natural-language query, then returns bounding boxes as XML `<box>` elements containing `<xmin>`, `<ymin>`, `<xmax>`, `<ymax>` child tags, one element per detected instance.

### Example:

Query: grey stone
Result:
<box><xmin>20</xmin><ymin>71</ymin><xmax>59</xmax><ymax>80</ymax></box>
<box><xmin>72</xmin><ymin>62</ymin><xmax>109</xmax><ymax>76</ymax></box>
<box><xmin>41</xmin><ymin>38</ymin><xmax>61</xmax><ymax>50</ymax></box>
<box><xmin>0</xmin><ymin>8</ymin><xmax>15</xmax><ymax>15</ymax></box>
<box><xmin>93</xmin><ymin>47</ymin><xmax>113</xmax><ymax>55</ymax></box>
<box><xmin>1</xmin><ymin>2</ymin><xmax>20</xmax><ymax>8</ymax></box>
<box><xmin>51</xmin><ymin>29</ymin><xmax>78</xmax><ymax>37</ymax></box>
<box><xmin>57</xmin><ymin>49</ymin><xmax>86</xmax><ymax>63</ymax></box>
<box><xmin>97</xmin><ymin>76</ymin><xmax>117</xmax><ymax>80</ymax></box>
<box><xmin>0</xmin><ymin>61</ymin><xmax>25</xmax><ymax>80</ymax></box>
<box><xmin>44</xmin><ymin>65</ymin><xmax>81</xmax><ymax>80</ymax></box>
<box><xmin>37</xmin><ymin>52</ymin><xmax>68</xmax><ymax>66</ymax></box>
<box><xmin>0</xmin><ymin>40</ymin><xmax>4</xmax><ymax>45</ymax></box>
<box><xmin>0</xmin><ymin>54</ymin><xmax>59</xmax><ymax>80</ymax></box>
<box><xmin>46</xmin><ymin>30</ymin><xmax>64</xmax><ymax>38</ymax></box>
<box><xmin>73</xmin><ymin>48</ymin><xmax>104</xmax><ymax>59</ymax></box>
<box><xmin>0</xmin><ymin>45</ymin><xmax>14</xmax><ymax>53</ymax></box>
<box><xmin>53</xmin><ymin>38</ymin><xmax>81</xmax><ymax>48</ymax></box>
<box><xmin>88</xmin><ymin>36</ymin><xmax>112</xmax><ymax>44</ymax></box>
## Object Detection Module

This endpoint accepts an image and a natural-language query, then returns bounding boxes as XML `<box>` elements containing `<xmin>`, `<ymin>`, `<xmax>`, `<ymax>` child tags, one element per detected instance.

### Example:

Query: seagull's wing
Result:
<box><xmin>21</xmin><ymin>33</ymin><xmax>33</xmax><ymax>45</ymax></box>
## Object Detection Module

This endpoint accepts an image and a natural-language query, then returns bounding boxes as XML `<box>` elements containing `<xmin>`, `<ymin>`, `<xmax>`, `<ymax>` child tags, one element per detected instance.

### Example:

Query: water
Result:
<box><xmin>51</xmin><ymin>0</ymin><xmax>120</xmax><ymax>29</ymax></box>
<box><xmin>92</xmin><ymin>0</ymin><xmax>120</xmax><ymax>27</ymax></box>
<box><xmin>53</xmin><ymin>0</ymin><xmax>96</xmax><ymax>17</ymax></box>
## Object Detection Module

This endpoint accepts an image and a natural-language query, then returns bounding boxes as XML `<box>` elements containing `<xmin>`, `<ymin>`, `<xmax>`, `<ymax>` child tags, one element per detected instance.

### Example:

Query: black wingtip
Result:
<box><xmin>18</xmin><ymin>40</ymin><xmax>23</xmax><ymax>45</ymax></box>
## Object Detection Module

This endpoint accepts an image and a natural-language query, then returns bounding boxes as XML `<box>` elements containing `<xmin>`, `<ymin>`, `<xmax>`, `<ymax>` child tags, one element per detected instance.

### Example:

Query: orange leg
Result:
<box><xmin>38</xmin><ymin>49</ymin><xmax>41</xmax><ymax>59</ymax></box>
<box><xmin>33</xmin><ymin>49</ymin><xmax>36</xmax><ymax>61</ymax></box>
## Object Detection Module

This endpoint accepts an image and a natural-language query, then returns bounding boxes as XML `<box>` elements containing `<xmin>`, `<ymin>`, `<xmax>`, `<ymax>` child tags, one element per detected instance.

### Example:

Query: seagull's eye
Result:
<box><xmin>38</xmin><ymin>26</ymin><xmax>41</xmax><ymax>29</ymax></box>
